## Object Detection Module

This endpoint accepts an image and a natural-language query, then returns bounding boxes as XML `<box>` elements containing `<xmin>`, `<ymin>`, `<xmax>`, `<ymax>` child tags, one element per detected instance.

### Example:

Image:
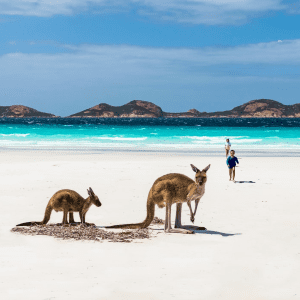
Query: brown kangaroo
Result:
<box><xmin>106</xmin><ymin>164</ymin><xmax>210</xmax><ymax>234</ymax></box>
<box><xmin>16</xmin><ymin>187</ymin><xmax>101</xmax><ymax>226</ymax></box>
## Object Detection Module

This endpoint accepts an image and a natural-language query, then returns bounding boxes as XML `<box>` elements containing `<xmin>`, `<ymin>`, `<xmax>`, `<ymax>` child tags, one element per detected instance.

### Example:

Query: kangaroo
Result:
<box><xmin>106</xmin><ymin>164</ymin><xmax>210</xmax><ymax>234</ymax></box>
<box><xmin>16</xmin><ymin>187</ymin><xmax>101</xmax><ymax>226</ymax></box>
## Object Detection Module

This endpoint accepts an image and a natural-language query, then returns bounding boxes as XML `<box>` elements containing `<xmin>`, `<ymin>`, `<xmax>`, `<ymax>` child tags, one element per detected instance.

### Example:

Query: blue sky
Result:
<box><xmin>1</xmin><ymin>0</ymin><xmax>300</xmax><ymax>116</ymax></box>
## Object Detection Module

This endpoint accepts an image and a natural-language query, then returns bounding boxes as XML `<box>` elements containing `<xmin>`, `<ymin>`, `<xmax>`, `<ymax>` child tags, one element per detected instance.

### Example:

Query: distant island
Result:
<box><xmin>1</xmin><ymin>99</ymin><xmax>300</xmax><ymax>118</ymax></box>
<box><xmin>0</xmin><ymin>105</ymin><xmax>56</xmax><ymax>118</ymax></box>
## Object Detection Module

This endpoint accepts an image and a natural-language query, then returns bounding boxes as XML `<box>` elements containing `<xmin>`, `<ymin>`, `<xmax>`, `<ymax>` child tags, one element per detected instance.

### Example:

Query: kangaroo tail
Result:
<box><xmin>16</xmin><ymin>221</ymin><xmax>43</xmax><ymax>226</ymax></box>
<box><xmin>16</xmin><ymin>203</ymin><xmax>53</xmax><ymax>226</ymax></box>
<box><xmin>106</xmin><ymin>191</ymin><xmax>155</xmax><ymax>229</ymax></box>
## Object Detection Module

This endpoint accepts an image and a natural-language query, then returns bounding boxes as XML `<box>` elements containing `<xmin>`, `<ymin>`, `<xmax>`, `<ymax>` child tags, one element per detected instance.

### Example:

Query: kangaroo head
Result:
<box><xmin>87</xmin><ymin>187</ymin><xmax>102</xmax><ymax>207</ymax></box>
<box><xmin>190</xmin><ymin>164</ymin><xmax>210</xmax><ymax>186</ymax></box>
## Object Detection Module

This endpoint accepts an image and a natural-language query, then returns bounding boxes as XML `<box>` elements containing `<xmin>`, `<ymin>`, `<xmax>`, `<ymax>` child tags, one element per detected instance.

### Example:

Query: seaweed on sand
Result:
<box><xmin>11</xmin><ymin>223</ymin><xmax>151</xmax><ymax>243</ymax></box>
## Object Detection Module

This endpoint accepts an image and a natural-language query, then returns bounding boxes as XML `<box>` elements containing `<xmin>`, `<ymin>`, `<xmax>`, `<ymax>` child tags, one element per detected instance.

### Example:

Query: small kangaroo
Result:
<box><xmin>106</xmin><ymin>164</ymin><xmax>210</xmax><ymax>234</ymax></box>
<box><xmin>16</xmin><ymin>187</ymin><xmax>101</xmax><ymax>226</ymax></box>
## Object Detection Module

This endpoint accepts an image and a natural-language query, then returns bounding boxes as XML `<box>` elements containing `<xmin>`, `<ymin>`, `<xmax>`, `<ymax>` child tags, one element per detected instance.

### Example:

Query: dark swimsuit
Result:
<box><xmin>226</xmin><ymin>156</ymin><xmax>239</xmax><ymax>168</ymax></box>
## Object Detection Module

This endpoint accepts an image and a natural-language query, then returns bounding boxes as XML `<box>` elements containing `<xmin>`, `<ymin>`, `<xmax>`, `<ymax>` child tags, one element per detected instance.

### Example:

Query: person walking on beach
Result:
<box><xmin>225</xmin><ymin>138</ymin><xmax>231</xmax><ymax>157</ymax></box>
<box><xmin>226</xmin><ymin>150</ymin><xmax>239</xmax><ymax>182</ymax></box>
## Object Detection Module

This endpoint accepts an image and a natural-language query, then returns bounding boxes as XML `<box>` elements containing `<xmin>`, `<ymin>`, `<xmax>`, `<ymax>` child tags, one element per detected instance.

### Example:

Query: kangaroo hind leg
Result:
<box><xmin>69</xmin><ymin>212</ymin><xmax>75</xmax><ymax>223</ymax></box>
<box><xmin>164</xmin><ymin>202</ymin><xmax>193</xmax><ymax>234</ymax></box>
<box><xmin>62</xmin><ymin>210</ymin><xmax>68</xmax><ymax>224</ymax></box>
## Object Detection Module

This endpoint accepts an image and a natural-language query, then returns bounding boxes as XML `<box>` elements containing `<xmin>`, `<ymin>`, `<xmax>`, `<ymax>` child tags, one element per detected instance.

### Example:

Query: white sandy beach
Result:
<box><xmin>0</xmin><ymin>150</ymin><xmax>299</xmax><ymax>300</ymax></box>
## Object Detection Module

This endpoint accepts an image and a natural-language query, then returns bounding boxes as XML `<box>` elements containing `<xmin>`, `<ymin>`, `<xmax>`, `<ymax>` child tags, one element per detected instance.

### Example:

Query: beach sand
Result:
<box><xmin>0</xmin><ymin>150</ymin><xmax>299</xmax><ymax>300</ymax></box>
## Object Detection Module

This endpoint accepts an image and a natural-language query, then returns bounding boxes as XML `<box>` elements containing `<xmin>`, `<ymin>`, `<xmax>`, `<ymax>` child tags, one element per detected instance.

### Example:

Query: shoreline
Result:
<box><xmin>1</xmin><ymin>146</ymin><xmax>300</xmax><ymax>157</ymax></box>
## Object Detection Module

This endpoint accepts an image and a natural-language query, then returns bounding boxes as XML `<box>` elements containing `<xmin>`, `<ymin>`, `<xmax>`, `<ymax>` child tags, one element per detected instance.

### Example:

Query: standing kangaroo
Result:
<box><xmin>106</xmin><ymin>164</ymin><xmax>210</xmax><ymax>234</ymax></box>
<box><xmin>16</xmin><ymin>187</ymin><xmax>101</xmax><ymax>226</ymax></box>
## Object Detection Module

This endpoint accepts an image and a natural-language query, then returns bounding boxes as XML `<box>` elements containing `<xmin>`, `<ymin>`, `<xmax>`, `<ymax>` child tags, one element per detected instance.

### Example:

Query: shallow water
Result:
<box><xmin>0</xmin><ymin>117</ymin><xmax>299</xmax><ymax>152</ymax></box>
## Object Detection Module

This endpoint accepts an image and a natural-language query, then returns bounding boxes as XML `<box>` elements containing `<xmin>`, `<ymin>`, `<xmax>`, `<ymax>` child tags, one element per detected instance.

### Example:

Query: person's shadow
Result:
<box><xmin>234</xmin><ymin>180</ymin><xmax>255</xmax><ymax>183</ymax></box>
<box><xmin>193</xmin><ymin>229</ymin><xmax>241</xmax><ymax>237</ymax></box>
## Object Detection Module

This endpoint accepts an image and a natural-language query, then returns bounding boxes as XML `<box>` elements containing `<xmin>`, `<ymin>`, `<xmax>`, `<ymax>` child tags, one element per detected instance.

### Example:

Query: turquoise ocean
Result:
<box><xmin>0</xmin><ymin>118</ymin><xmax>300</xmax><ymax>154</ymax></box>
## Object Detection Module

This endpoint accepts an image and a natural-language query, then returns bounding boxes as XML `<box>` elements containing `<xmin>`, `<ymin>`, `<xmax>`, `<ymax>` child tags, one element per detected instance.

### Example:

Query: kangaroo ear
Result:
<box><xmin>191</xmin><ymin>164</ymin><xmax>200</xmax><ymax>173</ymax></box>
<box><xmin>89</xmin><ymin>187</ymin><xmax>94</xmax><ymax>195</ymax></box>
<box><xmin>87</xmin><ymin>189</ymin><xmax>91</xmax><ymax>196</ymax></box>
<box><xmin>202</xmin><ymin>164</ymin><xmax>211</xmax><ymax>172</ymax></box>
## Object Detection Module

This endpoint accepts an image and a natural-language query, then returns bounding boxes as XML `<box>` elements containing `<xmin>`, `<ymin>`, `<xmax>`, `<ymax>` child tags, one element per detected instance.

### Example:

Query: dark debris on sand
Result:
<box><xmin>151</xmin><ymin>217</ymin><xmax>164</xmax><ymax>224</ymax></box>
<box><xmin>11</xmin><ymin>224</ymin><xmax>151</xmax><ymax>243</ymax></box>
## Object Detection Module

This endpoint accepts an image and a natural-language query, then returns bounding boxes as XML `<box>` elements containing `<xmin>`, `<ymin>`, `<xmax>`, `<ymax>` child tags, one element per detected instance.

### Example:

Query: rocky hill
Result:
<box><xmin>206</xmin><ymin>99</ymin><xmax>300</xmax><ymax>118</ymax></box>
<box><xmin>1</xmin><ymin>99</ymin><xmax>300</xmax><ymax>118</ymax></box>
<box><xmin>68</xmin><ymin>99</ymin><xmax>300</xmax><ymax>118</ymax></box>
<box><xmin>69</xmin><ymin>100</ymin><xmax>164</xmax><ymax>118</ymax></box>
<box><xmin>0</xmin><ymin>105</ymin><xmax>57</xmax><ymax>118</ymax></box>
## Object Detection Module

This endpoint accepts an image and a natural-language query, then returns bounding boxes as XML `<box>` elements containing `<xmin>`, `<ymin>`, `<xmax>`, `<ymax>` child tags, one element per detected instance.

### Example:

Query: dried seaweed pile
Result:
<box><xmin>11</xmin><ymin>224</ymin><xmax>151</xmax><ymax>243</ymax></box>
<box><xmin>151</xmin><ymin>216</ymin><xmax>164</xmax><ymax>224</ymax></box>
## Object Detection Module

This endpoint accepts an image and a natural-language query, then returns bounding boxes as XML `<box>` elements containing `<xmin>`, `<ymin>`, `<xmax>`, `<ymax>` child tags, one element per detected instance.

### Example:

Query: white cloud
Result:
<box><xmin>0</xmin><ymin>0</ymin><xmax>291</xmax><ymax>24</ymax></box>
<box><xmin>67</xmin><ymin>39</ymin><xmax>300</xmax><ymax>66</ymax></box>
<box><xmin>136</xmin><ymin>0</ymin><xmax>286</xmax><ymax>24</ymax></box>
<box><xmin>1</xmin><ymin>39</ymin><xmax>300</xmax><ymax>89</ymax></box>
<box><xmin>1</xmin><ymin>39</ymin><xmax>300</xmax><ymax>115</ymax></box>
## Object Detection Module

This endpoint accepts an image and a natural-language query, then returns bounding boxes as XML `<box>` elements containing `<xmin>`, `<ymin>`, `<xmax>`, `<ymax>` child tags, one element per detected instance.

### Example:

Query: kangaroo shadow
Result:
<box><xmin>150</xmin><ymin>227</ymin><xmax>240</xmax><ymax>237</ymax></box>
<box><xmin>234</xmin><ymin>180</ymin><xmax>255</xmax><ymax>183</ymax></box>
<box><xmin>194</xmin><ymin>229</ymin><xmax>241</xmax><ymax>237</ymax></box>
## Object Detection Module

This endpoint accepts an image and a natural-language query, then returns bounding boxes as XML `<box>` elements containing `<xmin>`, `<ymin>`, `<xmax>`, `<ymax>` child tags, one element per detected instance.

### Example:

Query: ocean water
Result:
<box><xmin>0</xmin><ymin>118</ymin><xmax>300</xmax><ymax>153</ymax></box>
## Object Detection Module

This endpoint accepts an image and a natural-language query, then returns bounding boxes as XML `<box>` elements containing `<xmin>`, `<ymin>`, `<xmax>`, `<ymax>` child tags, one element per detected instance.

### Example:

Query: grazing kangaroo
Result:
<box><xmin>106</xmin><ymin>164</ymin><xmax>210</xmax><ymax>234</ymax></box>
<box><xmin>16</xmin><ymin>188</ymin><xmax>101</xmax><ymax>226</ymax></box>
